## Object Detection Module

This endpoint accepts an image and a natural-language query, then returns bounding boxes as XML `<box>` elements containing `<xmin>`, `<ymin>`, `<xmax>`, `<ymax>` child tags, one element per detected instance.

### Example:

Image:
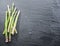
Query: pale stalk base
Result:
<box><xmin>5</xmin><ymin>38</ymin><xmax>8</xmax><ymax>42</ymax></box>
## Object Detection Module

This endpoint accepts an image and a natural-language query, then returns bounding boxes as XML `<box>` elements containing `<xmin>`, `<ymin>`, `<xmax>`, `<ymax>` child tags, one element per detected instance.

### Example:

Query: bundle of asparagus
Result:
<box><xmin>3</xmin><ymin>3</ymin><xmax>20</xmax><ymax>42</ymax></box>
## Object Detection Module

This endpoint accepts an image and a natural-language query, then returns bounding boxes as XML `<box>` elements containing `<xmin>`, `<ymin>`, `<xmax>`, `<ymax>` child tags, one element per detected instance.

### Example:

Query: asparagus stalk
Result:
<box><xmin>3</xmin><ymin>5</ymin><xmax>10</xmax><ymax>35</ymax></box>
<box><xmin>5</xmin><ymin>5</ymin><xmax>11</xmax><ymax>42</ymax></box>
<box><xmin>11</xmin><ymin>11</ymin><xmax>18</xmax><ymax>35</ymax></box>
<box><xmin>5</xmin><ymin>11</ymin><xmax>8</xmax><ymax>42</ymax></box>
<box><xmin>10</xmin><ymin>3</ymin><xmax>18</xmax><ymax>34</ymax></box>
<box><xmin>9</xmin><ymin>8</ymin><xmax>17</xmax><ymax>41</ymax></box>
<box><xmin>3</xmin><ymin>7</ymin><xmax>10</xmax><ymax>42</ymax></box>
<box><xmin>8</xmin><ymin>7</ymin><xmax>16</xmax><ymax>32</ymax></box>
<box><xmin>7</xmin><ymin>5</ymin><xmax>16</xmax><ymax>41</ymax></box>
<box><xmin>11</xmin><ymin>10</ymin><xmax>20</xmax><ymax>35</ymax></box>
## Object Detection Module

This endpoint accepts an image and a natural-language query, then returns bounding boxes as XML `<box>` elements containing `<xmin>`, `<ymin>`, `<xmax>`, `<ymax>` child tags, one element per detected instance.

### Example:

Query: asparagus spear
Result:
<box><xmin>11</xmin><ymin>11</ymin><xmax>18</xmax><ymax>35</ymax></box>
<box><xmin>10</xmin><ymin>3</ymin><xmax>18</xmax><ymax>34</ymax></box>
<box><xmin>5</xmin><ymin>11</ymin><xmax>8</xmax><ymax>42</ymax></box>
<box><xmin>8</xmin><ymin>7</ymin><xmax>16</xmax><ymax>32</ymax></box>
<box><xmin>7</xmin><ymin>5</ymin><xmax>16</xmax><ymax>42</ymax></box>
<box><xmin>3</xmin><ymin>5</ymin><xmax>10</xmax><ymax>35</ymax></box>
<box><xmin>9</xmin><ymin>7</ymin><xmax>17</xmax><ymax>41</ymax></box>
<box><xmin>11</xmin><ymin>10</ymin><xmax>20</xmax><ymax>35</ymax></box>
<box><xmin>5</xmin><ymin>5</ymin><xmax>11</xmax><ymax>42</ymax></box>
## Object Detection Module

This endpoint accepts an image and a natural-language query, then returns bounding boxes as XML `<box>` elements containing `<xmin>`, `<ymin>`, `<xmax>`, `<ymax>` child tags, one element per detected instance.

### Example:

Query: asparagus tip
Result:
<box><xmin>7</xmin><ymin>5</ymin><xmax>9</xmax><ymax>8</ymax></box>
<box><xmin>12</xmin><ymin>2</ymin><xmax>14</xmax><ymax>6</ymax></box>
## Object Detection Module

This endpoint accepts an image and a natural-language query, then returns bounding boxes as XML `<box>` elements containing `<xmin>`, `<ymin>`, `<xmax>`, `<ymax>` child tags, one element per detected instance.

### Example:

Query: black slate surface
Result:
<box><xmin>0</xmin><ymin>0</ymin><xmax>60</xmax><ymax>46</ymax></box>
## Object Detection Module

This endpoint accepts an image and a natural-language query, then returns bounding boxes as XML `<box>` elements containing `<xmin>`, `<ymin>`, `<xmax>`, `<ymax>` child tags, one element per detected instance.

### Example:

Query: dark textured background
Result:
<box><xmin>0</xmin><ymin>0</ymin><xmax>60</xmax><ymax>46</ymax></box>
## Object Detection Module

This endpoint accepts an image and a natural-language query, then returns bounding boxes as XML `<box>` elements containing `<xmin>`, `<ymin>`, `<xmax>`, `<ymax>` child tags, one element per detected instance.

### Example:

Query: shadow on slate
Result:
<box><xmin>0</xmin><ymin>0</ymin><xmax>60</xmax><ymax>46</ymax></box>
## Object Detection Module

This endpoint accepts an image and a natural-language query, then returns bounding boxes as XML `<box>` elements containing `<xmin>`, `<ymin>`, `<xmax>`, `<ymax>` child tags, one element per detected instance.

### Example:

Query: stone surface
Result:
<box><xmin>0</xmin><ymin>0</ymin><xmax>60</xmax><ymax>46</ymax></box>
